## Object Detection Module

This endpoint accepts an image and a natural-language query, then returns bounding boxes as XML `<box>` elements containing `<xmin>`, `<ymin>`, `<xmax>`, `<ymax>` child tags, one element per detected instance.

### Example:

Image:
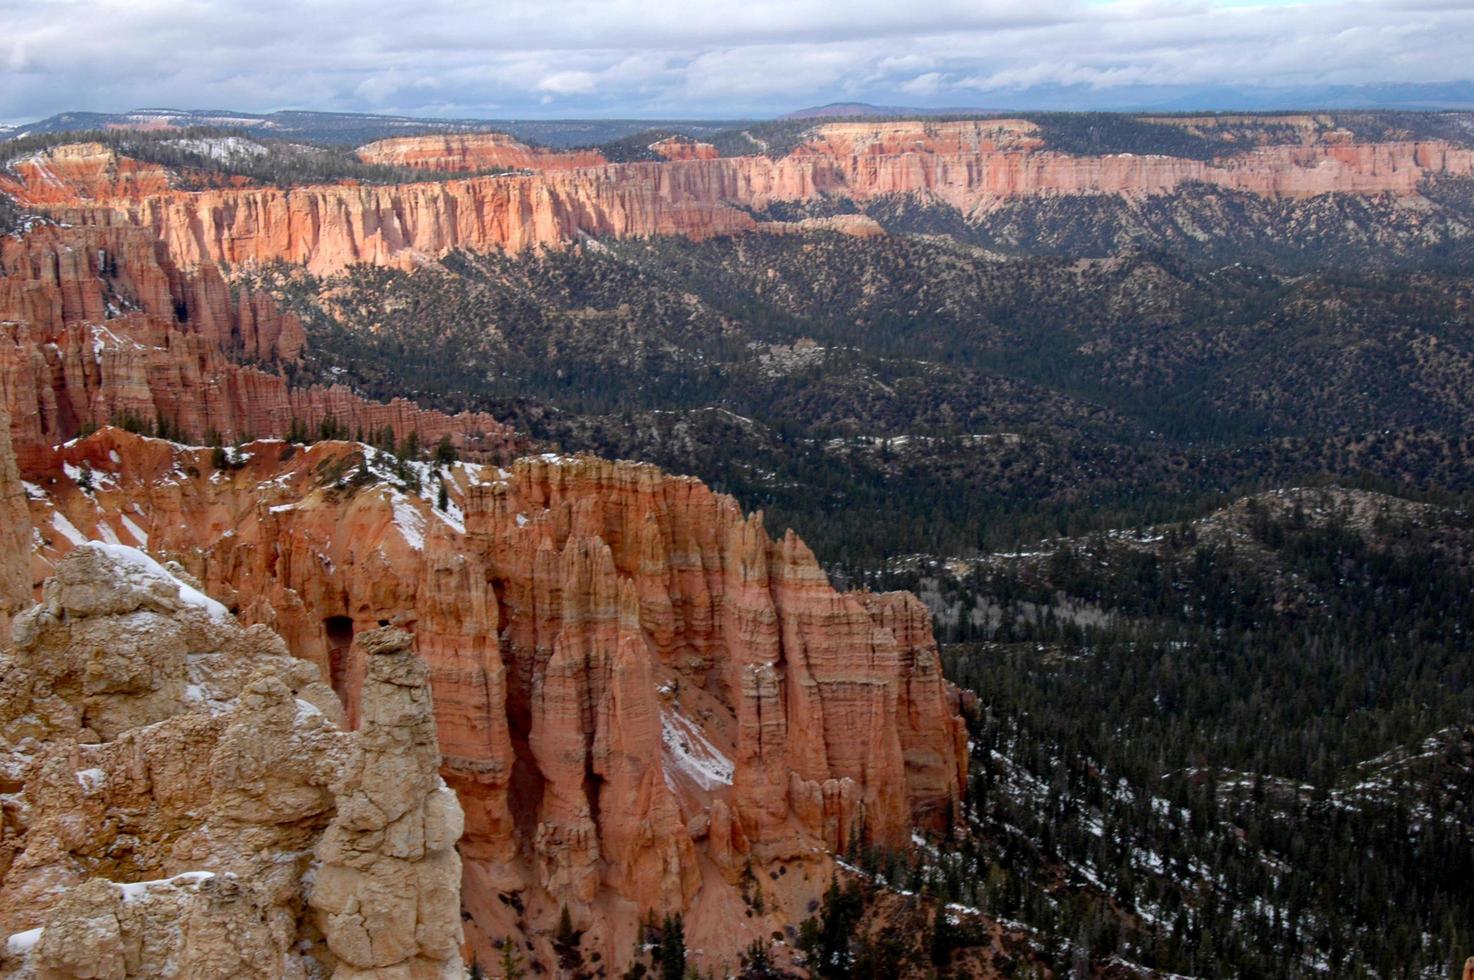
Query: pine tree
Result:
<box><xmin>658</xmin><ymin>913</ymin><xmax>685</xmax><ymax>980</ymax></box>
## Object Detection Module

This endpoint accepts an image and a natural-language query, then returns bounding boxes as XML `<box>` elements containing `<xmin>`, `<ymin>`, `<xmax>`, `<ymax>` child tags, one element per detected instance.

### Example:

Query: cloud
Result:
<box><xmin>899</xmin><ymin>72</ymin><xmax>945</xmax><ymax>96</ymax></box>
<box><xmin>538</xmin><ymin>71</ymin><xmax>598</xmax><ymax>95</ymax></box>
<box><xmin>0</xmin><ymin>0</ymin><xmax>1469</xmax><ymax>122</ymax></box>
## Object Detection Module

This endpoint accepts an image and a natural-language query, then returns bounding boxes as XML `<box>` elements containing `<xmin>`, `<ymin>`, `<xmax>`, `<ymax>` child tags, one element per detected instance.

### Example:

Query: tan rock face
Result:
<box><xmin>310</xmin><ymin>628</ymin><xmax>464</xmax><ymax>978</ymax></box>
<box><xmin>0</xmin><ymin>223</ymin><xmax>521</xmax><ymax>469</ymax></box>
<box><xmin>0</xmin><ymin>544</ymin><xmax>464</xmax><ymax>980</ymax></box>
<box><xmin>7</xmin><ymin>121</ymin><xmax>1474</xmax><ymax>274</ymax></box>
<box><xmin>18</xmin><ymin>432</ymin><xmax>967</xmax><ymax>974</ymax></box>
<box><xmin>356</xmin><ymin>133</ymin><xmax>607</xmax><ymax>173</ymax></box>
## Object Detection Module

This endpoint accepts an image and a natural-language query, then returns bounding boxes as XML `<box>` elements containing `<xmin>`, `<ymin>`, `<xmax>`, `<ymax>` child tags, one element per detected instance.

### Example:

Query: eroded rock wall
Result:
<box><xmin>0</xmin><ymin>406</ymin><xmax>28</xmax><ymax>639</ymax></box>
<box><xmin>7</xmin><ymin>122</ymin><xmax>1474</xmax><ymax>274</ymax></box>
<box><xmin>17</xmin><ymin>431</ymin><xmax>968</xmax><ymax>974</ymax></box>
<box><xmin>356</xmin><ymin>133</ymin><xmax>608</xmax><ymax>172</ymax></box>
<box><xmin>0</xmin><ymin>224</ymin><xmax>520</xmax><ymax>467</ymax></box>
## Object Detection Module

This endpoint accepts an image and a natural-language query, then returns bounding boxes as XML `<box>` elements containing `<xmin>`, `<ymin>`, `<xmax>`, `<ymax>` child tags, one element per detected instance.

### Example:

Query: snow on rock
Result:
<box><xmin>75</xmin><ymin>768</ymin><xmax>106</xmax><ymax>794</ymax></box>
<box><xmin>4</xmin><ymin>927</ymin><xmax>42</xmax><ymax>956</ymax></box>
<box><xmin>120</xmin><ymin>514</ymin><xmax>148</xmax><ymax>547</ymax></box>
<box><xmin>390</xmin><ymin>492</ymin><xmax>426</xmax><ymax>551</ymax></box>
<box><xmin>50</xmin><ymin>512</ymin><xmax>86</xmax><ymax>546</ymax></box>
<box><xmin>80</xmin><ymin>542</ymin><xmax>231</xmax><ymax>621</ymax></box>
<box><xmin>116</xmin><ymin>870</ymin><xmax>216</xmax><ymax>902</ymax></box>
<box><xmin>661</xmin><ymin>707</ymin><xmax>734</xmax><ymax>791</ymax></box>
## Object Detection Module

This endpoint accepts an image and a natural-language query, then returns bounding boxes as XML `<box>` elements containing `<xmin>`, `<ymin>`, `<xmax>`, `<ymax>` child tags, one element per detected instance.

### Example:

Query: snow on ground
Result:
<box><xmin>62</xmin><ymin>460</ymin><xmax>116</xmax><ymax>492</ymax></box>
<box><xmin>661</xmin><ymin>707</ymin><xmax>734</xmax><ymax>791</ymax></box>
<box><xmin>166</xmin><ymin>136</ymin><xmax>269</xmax><ymax>161</ymax></box>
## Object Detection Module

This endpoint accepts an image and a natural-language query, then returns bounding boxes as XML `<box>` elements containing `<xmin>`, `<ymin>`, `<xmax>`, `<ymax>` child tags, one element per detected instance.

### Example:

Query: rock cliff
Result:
<box><xmin>649</xmin><ymin>137</ymin><xmax>720</xmax><ymax>162</ymax></box>
<box><xmin>0</xmin><ymin>406</ymin><xmax>29</xmax><ymax>640</ymax></box>
<box><xmin>16</xmin><ymin>430</ymin><xmax>969</xmax><ymax>974</ymax></box>
<box><xmin>0</xmin><ymin>223</ymin><xmax>520</xmax><ymax>467</ymax></box>
<box><xmin>0</xmin><ymin>543</ymin><xmax>465</xmax><ymax>979</ymax></box>
<box><xmin>7</xmin><ymin>121</ymin><xmax>1474</xmax><ymax>274</ymax></box>
<box><xmin>356</xmin><ymin>133</ymin><xmax>607</xmax><ymax>172</ymax></box>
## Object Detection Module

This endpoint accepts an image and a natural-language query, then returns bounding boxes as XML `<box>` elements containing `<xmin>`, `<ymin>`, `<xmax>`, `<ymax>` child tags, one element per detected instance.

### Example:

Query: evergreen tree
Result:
<box><xmin>658</xmin><ymin>913</ymin><xmax>686</xmax><ymax>980</ymax></box>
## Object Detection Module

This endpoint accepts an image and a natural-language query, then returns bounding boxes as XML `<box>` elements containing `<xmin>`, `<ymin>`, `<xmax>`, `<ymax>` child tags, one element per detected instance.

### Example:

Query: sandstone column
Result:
<box><xmin>0</xmin><ymin>406</ymin><xmax>30</xmax><ymax>641</ymax></box>
<box><xmin>309</xmin><ymin>627</ymin><xmax>466</xmax><ymax>979</ymax></box>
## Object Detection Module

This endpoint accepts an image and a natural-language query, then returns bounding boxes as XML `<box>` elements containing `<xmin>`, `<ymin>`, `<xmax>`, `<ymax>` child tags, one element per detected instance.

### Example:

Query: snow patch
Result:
<box><xmin>80</xmin><ymin>543</ymin><xmax>230</xmax><ymax>622</ymax></box>
<box><xmin>120</xmin><ymin>514</ymin><xmax>148</xmax><ymax>547</ymax></box>
<box><xmin>50</xmin><ymin>511</ymin><xmax>86</xmax><ymax>546</ymax></box>
<box><xmin>390</xmin><ymin>493</ymin><xmax>425</xmax><ymax>551</ymax></box>
<box><xmin>661</xmin><ymin>708</ymin><xmax>734</xmax><ymax>791</ymax></box>
<box><xmin>117</xmin><ymin>870</ymin><xmax>216</xmax><ymax>902</ymax></box>
<box><xmin>75</xmin><ymin>767</ymin><xmax>106</xmax><ymax>793</ymax></box>
<box><xmin>4</xmin><ymin>927</ymin><xmax>42</xmax><ymax>956</ymax></box>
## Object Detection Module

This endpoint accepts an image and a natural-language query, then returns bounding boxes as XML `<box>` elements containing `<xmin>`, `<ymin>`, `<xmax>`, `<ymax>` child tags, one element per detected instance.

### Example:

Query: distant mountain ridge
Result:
<box><xmin>5</xmin><ymin>107</ymin><xmax>743</xmax><ymax>148</ymax></box>
<box><xmin>778</xmin><ymin>101</ymin><xmax>981</xmax><ymax>119</ymax></box>
<box><xmin>782</xmin><ymin>81</ymin><xmax>1474</xmax><ymax>117</ymax></box>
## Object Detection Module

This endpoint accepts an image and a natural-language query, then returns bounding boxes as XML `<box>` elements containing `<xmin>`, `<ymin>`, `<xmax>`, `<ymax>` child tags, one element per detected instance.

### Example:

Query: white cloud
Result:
<box><xmin>899</xmin><ymin>72</ymin><xmax>945</xmax><ymax>96</ymax></box>
<box><xmin>538</xmin><ymin>71</ymin><xmax>598</xmax><ymax>95</ymax></box>
<box><xmin>0</xmin><ymin>0</ymin><xmax>1469</xmax><ymax>121</ymax></box>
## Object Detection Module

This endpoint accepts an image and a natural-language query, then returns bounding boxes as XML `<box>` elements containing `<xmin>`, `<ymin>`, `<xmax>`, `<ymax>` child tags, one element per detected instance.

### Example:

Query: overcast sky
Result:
<box><xmin>2</xmin><ymin>0</ymin><xmax>1470</xmax><ymax>123</ymax></box>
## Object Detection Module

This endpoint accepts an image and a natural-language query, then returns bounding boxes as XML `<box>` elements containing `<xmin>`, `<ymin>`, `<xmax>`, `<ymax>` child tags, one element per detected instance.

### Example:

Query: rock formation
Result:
<box><xmin>356</xmin><ymin>133</ymin><xmax>607</xmax><ymax>173</ymax></box>
<box><xmin>0</xmin><ymin>143</ymin><xmax>195</xmax><ymax>207</ymax></box>
<box><xmin>7</xmin><ymin>121</ymin><xmax>1474</xmax><ymax>274</ymax></box>
<box><xmin>649</xmin><ymin>137</ymin><xmax>719</xmax><ymax>162</ymax></box>
<box><xmin>15</xmin><ymin>430</ymin><xmax>969</xmax><ymax>973</ymax></box>
<box><xmin>0</xmin><ymin>543</ymin><xmax>464</xmax><ymax>979</ymax></box>
<box><xmin>309</xmin><ymin>627</ymin><xmax>465</xmax><ymax>979</ymax></box>
<box><xmin>0</xmin><ymin>223</ymin><xmax>521</xmax><ymax>468</ymax></box>
<box><xmin>0</xmin><ymin>406</ymin><xmax>29</xmax><ymax>639</ymax></box>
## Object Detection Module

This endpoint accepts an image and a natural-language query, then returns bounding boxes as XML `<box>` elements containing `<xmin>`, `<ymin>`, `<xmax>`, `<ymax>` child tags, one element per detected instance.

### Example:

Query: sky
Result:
<box><xmin>1</xmin><ymin>0</ymin><xmax>1471</xmax><ymax>123</ymax></box>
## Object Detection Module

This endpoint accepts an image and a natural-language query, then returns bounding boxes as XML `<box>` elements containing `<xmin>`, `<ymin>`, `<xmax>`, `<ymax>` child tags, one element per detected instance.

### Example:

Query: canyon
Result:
<box><xmin>7</xmin><ymin>109</ymin><xmax>1473</xmax><ymax>975</ymax></box>
<box><xmin>0</xmin><ymin>221</ymin><xmax>520</xmax><ymax>469</ymax></box>
<box><xmin>5</xmin><ymin>119</ymin><xmax>1473</xmax><ymax>274</ymax></box>
<box><xmin>0</xmin><ymin>175</ymin><xmax>969</xmax><ymax>971</ymax></box>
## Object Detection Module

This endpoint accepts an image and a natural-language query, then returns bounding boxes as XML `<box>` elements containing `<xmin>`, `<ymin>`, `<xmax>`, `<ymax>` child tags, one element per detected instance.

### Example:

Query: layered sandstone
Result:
<box><xmin>17</xmin><ymin>430</ymin><xmax>969</xmax><ymax>974</ymax></box>
<box><xmin>0</xmin><ymin>142</ymin><xmax>252</xmax><ymax>206</ymax></box>
<box><xmin>48</xmin><ymin>163</ymin><xmax>761</xmax><ymax>274</ymax></box>
<box><xmin>0</xmin><ymin>407</ymin><xmax>28</xmax><ymax>639</ymax></box>
<box><xmin>650</xmin><ymin>137</ymin><xmax>719</xmax><ymax>162</ymax></box>
<box><xmin>0</xmin><ymin>223</ymin><xmax>520</xmax><ymax>467</ymax></box>
<box><xmin>9</xmin><ymin>120</ymin><xmax>1474</xmax><ymax>274</ymax></box>
<box><xmin>0</xmin><ymin>543</ymin><xmax>465</xmax><ymax>979</ymax></box>
<box><xmin>356</xmin><ymin>134</ymin><xmax>607</xmax><ymax>173</ymax></box>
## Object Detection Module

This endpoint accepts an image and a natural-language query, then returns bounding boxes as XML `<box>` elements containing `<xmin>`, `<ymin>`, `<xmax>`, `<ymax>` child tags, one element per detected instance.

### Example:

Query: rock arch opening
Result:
<box><xmin>323</xmin><ymin>615</ymin><xmax>354</xmax><ymax>701</ymax></box>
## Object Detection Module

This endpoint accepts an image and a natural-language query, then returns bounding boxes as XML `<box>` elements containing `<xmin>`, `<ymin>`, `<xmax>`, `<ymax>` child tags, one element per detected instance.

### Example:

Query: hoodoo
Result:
<box><xmin>6</xmin><ymin>121</ymin><xmax>1473</xmax><ymax>275</ymax></box>
<box><xmin>13</xmin><ymin>432</ymin><xmax>969</xmax><ymax>971</ymax></box>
